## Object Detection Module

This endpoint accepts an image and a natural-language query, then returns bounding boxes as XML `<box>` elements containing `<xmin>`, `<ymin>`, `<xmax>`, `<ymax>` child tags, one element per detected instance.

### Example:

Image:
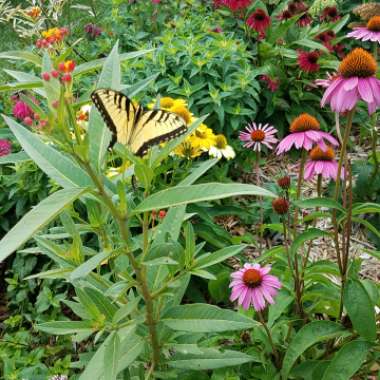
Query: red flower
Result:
<box><xmin>297</xmin><ymin>50</ymin><xmax>320</xmax><ymax>73</ymax></box>
<box><xmin>297</xmin><ymin>12</ymin><xmax>312</xmax><ymax>27</ymax></box>
<box><xmin>321</xmin><ymin>6</ymin><xmax>340</xmax><ymax>22</ymax></box>
<box><xmin>260</xmin><ymin>75</ymin><xmax>279</xmax><ymax>92</ymax></box>
<box><xmin>247</xmin><ymin>9</ymin><xmax>271</xmax><ymax>37</ymax></box>
<box><xmin>214</xmin><ymin>0</ymin><xmax>251</xmax><ymax>11</ymax></box>
<box><xmin>315</xmin><ymin>30</ymin><xmax>336</xmax><ymax>51</ymax></box>
<box><xmin>277</xmin><ymin>9</ymin><xmax>293</xmax><ymax>20</ymax></box>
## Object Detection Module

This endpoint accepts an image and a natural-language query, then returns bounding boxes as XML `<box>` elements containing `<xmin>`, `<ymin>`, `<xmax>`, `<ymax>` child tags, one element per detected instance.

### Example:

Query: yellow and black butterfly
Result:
<box><xmin>91</xmin><ymin>89</ymin><xmax>188</xmax><ymax>157</ymax></box>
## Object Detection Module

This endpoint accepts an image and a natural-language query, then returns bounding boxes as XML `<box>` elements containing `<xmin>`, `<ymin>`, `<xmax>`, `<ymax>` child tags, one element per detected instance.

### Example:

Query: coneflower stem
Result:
<box><xmin>257</xmin><ymin>311</ymin><xmax>281</xmax><ymax>368</ymax></box>
<box><xmin>255</xmin><ymin>150</ymin><xmax>264</xmax><ymax>255</ymax></box>
<box><xmin>332</xmin><ymin>109</ymin><xmax>355</xmax><ymax>320</ymax></box>
<box><xmin>293</xmin><ymin>149</ymin><xmax>307</xmax><ymax>234</ymax></box>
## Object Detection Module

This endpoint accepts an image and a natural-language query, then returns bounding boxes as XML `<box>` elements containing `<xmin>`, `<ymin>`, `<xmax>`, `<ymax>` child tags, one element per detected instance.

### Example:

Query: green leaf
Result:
<box><xmin>178</xmin><ymin>158</ymin><xmax>219</xmax><ymax>186</ymax></box>
<box><xmin>295</xmin><ymin>198</ymin><xmax>345</xmax><ymax>212</ymax></box>
<box><xmin>134</xmin><ymin>183</ymin><xmax>276</xmax><ymax>213</ymax></box>
<box><xmin>104</xmin><ymin>332</ymin><xmax>120</xmax><ymax>380</ymax></box>
<box><xmin>293</xmin><ymin>39</ymin><xmax>329</xmax><ymax>53</ymax></box>
<box><xmin>162</xmin><ymin>304</ymin><xmax>258</xmax><ymax>332</ymax></box>
<box><xmin>112</xmin><ymin>297</ymin><xmax>141</xmax><ymax>324</ymax></box>
<box><xmin>73</xmin><ymin>49</ymin><xmax>154</xmax><ymax>77</ymax></box>
<box><xmin>37</xmin><ymin>320</ymin><xmax>94</xmax><ymax>335</ymax></box>
<box><xmin>87</xmin><ymin>41</ymin><xmax>120</xmax><ymax>171</ymax></box>
<box><xmin>0</xmin><ymin>50</ymin><xmax>42</xmax><ymax>66</ymax></box>
<box><xmin>0</xmin><ymin>151</ymin><xmax>30</xmax><ymax>164</ymax></box>
<box><xmin>282</xmin><ymin>321</ymin><xmax>345</xmax><ymax>379</ymax></box>
<box><xmin>193</xmin><ymin>244</ymin><xmax>245</xmax><ymax>269</ymax></box>
<box><xmin>123</xmin><ymin>73</ymin><xmax>159</xmax><ymax>97</ymax></box>
<box><xmin>0</xmin><ymin>188</ymin><xmax>86</xmax><ymax>262</ymax></box>
<box><xmin>3</xmin><ymin>115</ymin><xmax>93</xmax><ymax>188</ymax></box>
<box><xmin>322</xmin><ymin>340</ymin><xmax>372</xmax><ymax>380</ymax></box>
<box><xmin>291</xmin><ymin>228</ymin><xmax>329</xmax><ymax>255</ymax></box>
<box><xmin>343</xmin><ymin>279</ymin><xmax>376</xmax><ymax>341</ymax></box>
<box><xmin>24</xmin><ymin>268</ymin><xmax>72</xmax><ymax>280</ymax></box>
<box><xmin>332</xmin><ymin>14</ymin><xmax>350</xmax><ymax>34</ymax></box>
<box><xmin>168</xmin><ymin>347</ymin><xmax>257</xmax><ymax>370</ymax></box>
<box><xmin>70</xmin><ymin>251</ymin><xmax>111</xmax><ymax>281</ymax></box>
<box><xmin>79</xmin><ymin>328</ymin><xmax>143</xmax><ymax>380</ymax></box>
<box><xmin>83</xmin><ymin>287</ymin><xmax>118</xmax><ymax>321</ymax></box>
<box><xmin>268</xmin><ymin>290</ymin><xmax>293</xmax><ymax>328</ymax></box>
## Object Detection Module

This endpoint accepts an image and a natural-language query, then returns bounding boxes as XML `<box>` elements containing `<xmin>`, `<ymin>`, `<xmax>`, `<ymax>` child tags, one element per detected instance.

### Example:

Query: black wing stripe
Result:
<box><xmin>91</xmin><ymin>91</ymin><xmax>118</xmax><ymax>146</ymax></box>
<box><xmin>136</xmin><ymin>124</ymin><xmax>188</xmax><ymax>157</ymax></box>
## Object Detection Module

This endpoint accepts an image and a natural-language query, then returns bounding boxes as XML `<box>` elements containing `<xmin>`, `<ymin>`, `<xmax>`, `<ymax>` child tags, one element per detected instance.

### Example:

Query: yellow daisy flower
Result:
<box><xmin>209</xmin><ymin>134</ymin><xmax>236</xmax><ymax>160</ymax></box>
<box><xmin>160</xmin><ymin>97</ymin><xmax>175</xmax><ymax>109</ymax></box>
<box><xmin>173</xmin><ymin>141</ymin><xmax>203</xmax><ymax>159</ymax></box>
<box><xmin>170</xmin><ymin>104</ymin><xmax>193</xmax><ymax>124</ymax></box>
<box><xmin>189</xmin><ymin>124</ymin><xmax>216</xmax><ymax>150</ymax></box>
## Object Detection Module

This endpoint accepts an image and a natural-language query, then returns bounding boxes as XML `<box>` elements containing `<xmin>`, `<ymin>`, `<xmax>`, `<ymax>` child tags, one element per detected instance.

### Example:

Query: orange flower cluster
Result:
<box><xmin>36</xmin><ymin>27</ymin><xmax>69</xmax><ymax>49</ymax></box>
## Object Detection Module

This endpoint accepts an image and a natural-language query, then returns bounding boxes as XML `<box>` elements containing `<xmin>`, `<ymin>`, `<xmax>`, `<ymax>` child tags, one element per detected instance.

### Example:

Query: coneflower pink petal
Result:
<box><xmin>253</xmin><ymin>288</ymin><xmax>266</xmax><ymax>310</ymax></box>
<box><xmin>343</xmin><ymin>77</ymin><xmax>358</xmax><ymax>91</ymax></box>
<box><xmin>358</xmin><ymin>78</ymin><xmax>374</xmax><ymax>103</ymax></box>
<box><xmin>321</xmin><ymin>77</ymin><xmax>343</xmax><ymax>106</ymax></box>
<box><xmin>304</xmin><ymin>161</ymin><xmax>314</xmax><ymax>180</ymax></box>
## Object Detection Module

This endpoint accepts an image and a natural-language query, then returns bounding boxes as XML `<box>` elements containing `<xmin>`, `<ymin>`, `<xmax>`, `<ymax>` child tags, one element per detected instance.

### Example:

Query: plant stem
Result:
<box><xmin>293</xmin><ymin>149</ymin><xmax>307</xmax><ymax>234</ymax></box>
<box><xmin>282</xmin><ymin>218</ymin><xmax>304</xmax><ymax>319</ymax></box>
<box><xmin>257</xmin><ymin>311</ymin><xmax>281</xmax><ymax>368</ymax></box>
<box><xmin>370</xmin><ymin>111</ymin><xmax>379</xmax><ymax>182</ymax></box>
<box><xmin>255</xmin><ymin>150</ymin><xmax>264</xmax><ymax>255</ymax></box>
<box><xmin>82</xmin><ymin>161</ymin><xmax>161</xmax><ymax>369</ymax></box>
<box><xmin>331</xmin><ymin>109</ymin><xmax>354</xmax><ymax>320</ymax></box>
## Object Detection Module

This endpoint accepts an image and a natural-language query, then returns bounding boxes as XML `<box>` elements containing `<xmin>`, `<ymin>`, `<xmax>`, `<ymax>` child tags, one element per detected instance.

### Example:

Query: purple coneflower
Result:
<box><xmin>277</xmin><ymin>113</ymin><xmax>338</xmax><ymax>154</ymax></box>
<box><xmin>239</xmin><ymin>122</ymin><xmax>278</xmax><ymax>151</ymax></box>
<box><xmin>230</xmin><ymin>263</ymin><xmax>281</xmax><ymax>311</ymax></box>
<box><xmin>304</xmin><ymin>145</ymin><xmax>343</xmax><ymax>181</ymax></box>
<box><xmin>347</xmin><ymin>15</ymin><xmax>380</xmax><ymax>43</ymax></box>
<box><xmin>321</xmin><ymin>48</ymin><xmax>380</xmax><ymax>114</ymax></box>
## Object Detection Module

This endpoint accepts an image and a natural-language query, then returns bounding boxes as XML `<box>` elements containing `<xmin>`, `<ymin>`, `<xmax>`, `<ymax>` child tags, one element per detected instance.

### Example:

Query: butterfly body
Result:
<box><xmin>91</xmin><ymin>89</ymin><xmax>188</xmax><ymax>157</ymax></box>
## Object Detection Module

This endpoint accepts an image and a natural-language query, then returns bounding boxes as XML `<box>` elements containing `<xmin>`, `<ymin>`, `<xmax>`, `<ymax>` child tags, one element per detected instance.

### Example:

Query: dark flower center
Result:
<box><xmin>339</xmin><ymin>48</ymin><xmax>377</xmax><ymax>78</ymax></box>
<box><xmin>290</xmin><ymin>113</ymin><xmax>320</xmax><ymax>132</ymax></box>
<box><xmin>367</xmin><ymin>15</ymin><xmax>380</xmax><ymax>32</ymax></box>
<box><xmin>309</xmin><ymin>146</ymin><xmax>335</xmax><ymax>161</ymax></box>
<box><xmin>250</xmin><ymin>129</ymin><xmax>266</xmax><ymax>142</ymax></box>
<box><xmin>243</xmin><ymin>269</ymin><xmax>262</xmax><ymax>288</ymax></box>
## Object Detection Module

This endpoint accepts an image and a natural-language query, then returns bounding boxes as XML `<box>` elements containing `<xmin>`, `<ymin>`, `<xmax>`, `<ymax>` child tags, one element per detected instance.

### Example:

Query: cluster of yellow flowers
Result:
<box><xmin>151</xmin><ymin>97</ymin><xmax>236</xmax><ymax>160</ymax></box>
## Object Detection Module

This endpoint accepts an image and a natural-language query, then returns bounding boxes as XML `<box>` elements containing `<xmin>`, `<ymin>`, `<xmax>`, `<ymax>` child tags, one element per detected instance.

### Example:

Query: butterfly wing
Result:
<box><xmin>91</xmin><ymin>89</ymin><xmax>141</xmax><ymax>146</ymax></box>
<box><xmin>92</xmin><ymin>89</ymin><xmax>188</xmax><ymax>157</ymax></box>
<box><xmin>129</xmin><ymin>109</ymin><xmax>188</xmax><ymax>157</ymax></box>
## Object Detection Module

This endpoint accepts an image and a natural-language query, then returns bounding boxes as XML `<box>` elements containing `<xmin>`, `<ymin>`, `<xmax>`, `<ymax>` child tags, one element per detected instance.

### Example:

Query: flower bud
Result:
<box><xmin>61</xmin><ymin>73</ymin><xmax>72</xmax><ymax>83</ymax></box>
<box><xmin>272</xmin><ymin>197</ymin><xmax>289</xmax><ymax>215</ymax></box>
<box><xmin>277</xmin><ymin>175</ymin><xmax>291</xmax><ymax>190</ymax></box>
<box><xmin>51</xmin><ymin>70</ymin><xmax>60</xmax><ymax>78</ymax></box>
<box><xmin>41</xmin><ymin>72</ymin><xmax>50</xmax><ymax>81</ymax></box>
<box><xmin>23</xmin><ymin>116</ymin><xmax>33</xmax><ymax>126</ymax></box>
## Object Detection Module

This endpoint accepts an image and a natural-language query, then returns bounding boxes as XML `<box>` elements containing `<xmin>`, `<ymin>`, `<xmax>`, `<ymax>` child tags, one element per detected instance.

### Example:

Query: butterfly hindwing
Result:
<box><xmin>91</xmin><ymin>89</ymin><xmax>140</xmax><ymax>146</ymax></box>
<box><xmin>130</xmin><ymin>109</ymin><xmax>188</xmax><ymax>156</ymax></box>
<box><xmin>91</xmin><ymin>89</ymin><xmax>188</xmax><ymax>157</ymax></box>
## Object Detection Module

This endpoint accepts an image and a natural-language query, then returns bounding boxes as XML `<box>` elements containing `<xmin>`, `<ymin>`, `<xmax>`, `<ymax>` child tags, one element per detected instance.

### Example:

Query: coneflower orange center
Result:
<box><xmin>251</xmin><ymin>129</ymin><xmax>266</xmax><ymax>142</ymax></box>
<box><xmin>243</xmin><ymin>269</ymin><xmax>262</xmax><ymax>288</ymax></box>
<box><xmin>367</xmin><ymin>15</ymin><xmax>380</xmax><ymax>31</ymax></box>
<box><xmin>290</xmin><ymin>113</ymin><xmax>320</xmax><ymax>133</ymax></box>
<box><xmin>309</xmin><ymin>146</ymin><xmax>335</xmax><ymax>161</ymax></box>
<box><xmin>339</xmin><ymin>48</ymin><xmax>377</xmax><ymax>78</ymax></box>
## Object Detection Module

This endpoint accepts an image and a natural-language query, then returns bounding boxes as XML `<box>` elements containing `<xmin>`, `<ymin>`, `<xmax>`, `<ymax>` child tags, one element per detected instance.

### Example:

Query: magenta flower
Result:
<box><xmin>277</xmin><ymin>113</ymin><xmax>338</xmax><ymax>154</ymax></box>
<box><xmin>12</xmin><ymin>100</ymin><xmax>33</xmax><ymax>121</ymax></box>
<box><xmin>304</xmin><ymin>145</ymin><xmax>343</xmax><ymax>181</ymax></box>
<box><xmin>347</xmin><ymin>16</ymin><xmax>380</xmax><ymax>43</ymax></box>
<box><xmin>84</xmin><ymin>23</ymin><xmax>102</xmax><ymax>39</ymax></box>
<box><xmin>246</xmin><ymin>9</ymin><xmax>271</xmax><ymax>38</ymax></box>
<box><xmin>239</xmin><ymin>122</ymin><xmax>278</xmax><ymax>151</ymax></box>
<box><xmin>0</xmin><ymin>139</ymin><xmax>11</xmax><ymax>157</ymax></box>
<box><xmin>260</xmin><ymin>75</ymin><xmax>280</xmax><ymax>92</ymax></box>
<box><xmin>297</xmin><ymin>50</ymin><xmax>321</xmax><ymax>73</ymax></box>
<box><xmin>230</xmin><ymin>263</ymin><xmax>281</xmax><ymax>311</ymax></box>
<box><xmin>321</xmin><ymin>48</ymin><xmax>380</xmax><ymax>114</ymax></box>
